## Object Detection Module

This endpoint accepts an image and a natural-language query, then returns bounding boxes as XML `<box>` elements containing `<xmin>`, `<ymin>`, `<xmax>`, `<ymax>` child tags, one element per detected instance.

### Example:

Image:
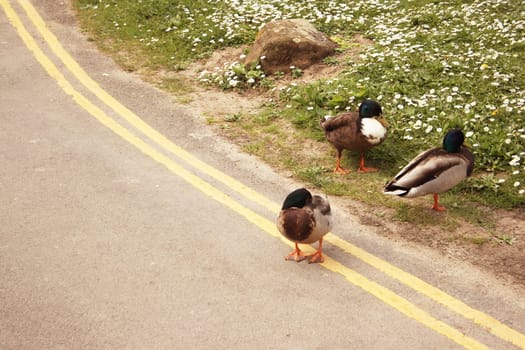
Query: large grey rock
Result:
<box><xmin>244</xmin><ymin>19</ymin><xmax>337</xmax><ymax>75</ymax></box>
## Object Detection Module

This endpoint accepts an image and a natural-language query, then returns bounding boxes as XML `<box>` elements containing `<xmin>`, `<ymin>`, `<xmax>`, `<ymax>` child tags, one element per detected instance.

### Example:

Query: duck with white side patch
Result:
<box><xmin>320</xmin><ymin>99</ymin><xmax>388</xmax><ymax>173</ymax></box>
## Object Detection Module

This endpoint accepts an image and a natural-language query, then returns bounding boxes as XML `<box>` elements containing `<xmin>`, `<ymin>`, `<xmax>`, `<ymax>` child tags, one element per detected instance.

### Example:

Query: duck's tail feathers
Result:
<box><xmin>320</xmin><ymin>115</ymin><xmax>346</xmax><ymax>132</ymax></box>
<box><xmin>383</xmin><ymin>183</ymin><xmax>409</xmax><ymax>197</ymax></box>
<box><xmin>319</xmin><ymin>116</ymin><xmax>330</xmax><ymax>131</ymax></box>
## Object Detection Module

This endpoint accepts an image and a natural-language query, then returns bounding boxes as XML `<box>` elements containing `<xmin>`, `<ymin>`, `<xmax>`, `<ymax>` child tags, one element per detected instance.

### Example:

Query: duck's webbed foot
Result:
<box><xmin>307</xmin><ymin>238</ymin><xmax>325</xmax><ymax>264</ymax></box>
<box><xmin>285</xmin><ymin>242</ymin><xmax>307</xmax><ymax>262</ymax></box>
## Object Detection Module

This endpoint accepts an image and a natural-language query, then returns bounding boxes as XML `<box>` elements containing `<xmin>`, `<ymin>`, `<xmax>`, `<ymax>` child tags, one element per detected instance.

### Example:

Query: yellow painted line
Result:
<box><xmin>20</xmin><ymin>2</ymin><xmax>525</xmax><ymax>348</ymax></box>
<box><xmin>9</xmin><ymin>1</ymin><xmax>525</xmax><ymax>349</ymax></box>
<box><xmin>1</xmin><ymin>2</ymin><xmax>493</xmax><ymax>349</ymax></box>
<box><xmin>326</xmin><ymin>234</ymin><xmax>525</xmax><ymax>349</ymax></box>
<box><xmin>322</xmin><ymin>256</ymin><xmax>488</xmax><ymax>350</ymax></box>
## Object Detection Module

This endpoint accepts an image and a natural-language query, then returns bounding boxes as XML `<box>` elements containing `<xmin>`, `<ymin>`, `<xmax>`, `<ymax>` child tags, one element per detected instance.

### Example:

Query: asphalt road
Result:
<box><xmin>1</xmin><ymin>1</ymin><xmax>524</xmax><ymax>349</ymax></box>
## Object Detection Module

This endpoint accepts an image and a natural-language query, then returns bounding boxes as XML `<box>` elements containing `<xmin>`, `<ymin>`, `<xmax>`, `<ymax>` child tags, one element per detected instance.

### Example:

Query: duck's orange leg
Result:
<box><xmin>333</xmin><ymin>150</ymin><xmax>349</xmax><ymax>174</ymax></box>
<box><xmin>307</xmin><ymin>238</ymin><xmax>325</xmax><ymax>264</ymax></box>
<box><xmin>357</xmin><ymin>153</ymin><xmax>377</xmax><ymax>173</ymax></box>
<box><xmin>432</xmin><ymin>194</ymin><xmax>446</xmax><ymax>211</ymax></box>
<box><xmin>285</xmin><ymin>242</ymin><xmax>307</xmax><ymax>262</ymax></box>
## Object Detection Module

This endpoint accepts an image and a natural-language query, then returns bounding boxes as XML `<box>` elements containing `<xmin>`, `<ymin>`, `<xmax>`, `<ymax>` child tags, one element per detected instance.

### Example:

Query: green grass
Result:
<box><xmin>73</xmin><ymin>0</ymin><xmax>525</xmax><ymax>217</ymax></box>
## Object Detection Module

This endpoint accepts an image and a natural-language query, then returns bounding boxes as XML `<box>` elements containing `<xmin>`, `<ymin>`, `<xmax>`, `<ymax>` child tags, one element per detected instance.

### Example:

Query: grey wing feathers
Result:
<box><xmin>391</xmin><ymin>151</ymin><xmax>465</xmax><ymax>189</ymax></box>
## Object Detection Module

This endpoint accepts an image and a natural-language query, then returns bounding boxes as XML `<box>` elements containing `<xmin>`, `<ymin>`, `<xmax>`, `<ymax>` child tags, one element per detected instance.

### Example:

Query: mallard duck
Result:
<box><xmin>320</xmin><ymin>99</ymin><xmax>388</xmax><ymax>174</ymax></box>
<box><xmin>383</xmin><ymin>128</ymin><xmax>474</xmax><ymax>211</ymax></box>
<box><xmin>276</xmin><ymin>188</ymin><xmax>332</xmax><ymax>263</ymax></box>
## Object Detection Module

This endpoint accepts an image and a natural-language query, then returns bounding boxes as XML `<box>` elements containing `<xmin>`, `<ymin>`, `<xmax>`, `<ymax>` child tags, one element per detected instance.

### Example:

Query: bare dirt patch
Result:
<box><xmin>169</xmin><ymin>44</ymin><xmax>525</xmax><ymax>289</ymax></box>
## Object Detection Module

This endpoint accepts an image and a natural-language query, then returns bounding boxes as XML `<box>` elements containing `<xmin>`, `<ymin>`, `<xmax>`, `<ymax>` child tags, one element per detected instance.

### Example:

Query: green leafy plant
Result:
<box><xmin>291</xmin><ymin>67</ymin><xmax>303</xmax><ymax>79</ymax></box>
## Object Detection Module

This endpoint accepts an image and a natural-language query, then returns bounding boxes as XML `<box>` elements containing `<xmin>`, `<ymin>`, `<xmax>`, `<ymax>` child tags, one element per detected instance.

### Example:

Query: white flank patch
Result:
<box><xmin>361</xmin><ymin>118</ymin><xmax>387</xmax><ymax>144</ymax></box>
<box><xmin>383</xmin><ymin>189</ymin><xmax>406</xmax><ymax>196</ymax></box>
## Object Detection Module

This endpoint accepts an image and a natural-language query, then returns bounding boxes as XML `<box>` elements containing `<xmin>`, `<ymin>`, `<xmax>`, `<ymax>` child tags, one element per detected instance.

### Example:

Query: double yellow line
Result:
<box><xmin>3</xmin><ymin>1</ymin><xmax>524</xmax><ymax>349</ymax></box>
